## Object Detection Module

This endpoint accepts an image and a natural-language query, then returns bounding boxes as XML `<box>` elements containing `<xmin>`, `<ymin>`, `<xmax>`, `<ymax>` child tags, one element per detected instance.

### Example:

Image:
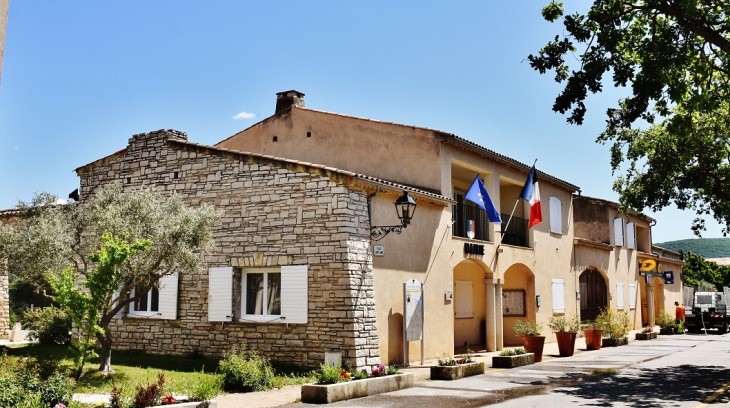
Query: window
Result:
<box><xmin>549</xmin><ymin>197</ymin><xmax>562</xmax><ymax>234</ymax></box>
<box><xmin>113</xmin><ymin>273</ymin><xmax>178</xmax><ymax>320</ymax></box>
<box><xmin>614</xmin><ymin>218</ymin><xmax>624</xmax><ymax>246</ymax></box>
<box><xmin>616</xmin><ymin>282</ymin><xmax>624</xmax><ymax>310</ymax></box>
<box><xmin>133</xmin><ymin>285</ymin><xmax>159</xmax><ymax>316</ymax></box>
<box><xmin>208</xmin><ymin>265</ymin><xmax>308</xmax><ymax>323</ymax></box>
<box><xmin>552</xmin><ymin>278</ymin><xmax>565</xmax><ymax>313</ymax></box>
<box><xmin>626</xmin><ymin>222</ymin><xmax>636</xmax><ymax>249</ymax></box>
<box><xmin>454</xmin><ymin>280</ymin><xmax>473</xmax><ymax>318</ymax></box>
<box><xmin>243</xmin><ymin>269</ymin><xmax>281</xmax><ymax>318</ymax></box>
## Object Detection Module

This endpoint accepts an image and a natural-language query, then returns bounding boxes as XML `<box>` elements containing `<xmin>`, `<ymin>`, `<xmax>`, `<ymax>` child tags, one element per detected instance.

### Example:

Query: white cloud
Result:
<box><xmin>232</xmin><ymin>111</ymin><xmax>256</xmax><ymax>120</ymax></box>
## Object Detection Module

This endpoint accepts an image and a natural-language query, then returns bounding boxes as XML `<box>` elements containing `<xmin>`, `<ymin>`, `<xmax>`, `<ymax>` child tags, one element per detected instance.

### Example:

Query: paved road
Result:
<box><xmin>284</xmin><ymin>333</ymin><xmax>730</xmax><ymax>408</ymax></box>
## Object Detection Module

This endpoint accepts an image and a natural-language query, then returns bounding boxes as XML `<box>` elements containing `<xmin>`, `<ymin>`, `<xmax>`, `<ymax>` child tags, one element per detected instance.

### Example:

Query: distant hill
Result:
<box><xmin>655</xmin><ymin>238</ymin><xmax>730</xmax><ymax>258</ymax></box>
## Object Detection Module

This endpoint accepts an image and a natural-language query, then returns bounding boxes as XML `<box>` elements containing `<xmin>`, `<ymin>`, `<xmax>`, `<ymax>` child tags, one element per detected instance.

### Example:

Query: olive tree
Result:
<box><xmin>0</xmin><ymin>184</ymin><xmax>218</xmax><ymax>374</ymax></box>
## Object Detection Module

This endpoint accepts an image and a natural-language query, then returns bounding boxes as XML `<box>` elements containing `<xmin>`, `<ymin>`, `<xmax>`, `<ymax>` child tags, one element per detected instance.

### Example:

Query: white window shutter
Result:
<box><xmin>616</xmin><ymin>282</ymin><xmax>624</xmax><ymax>309</ymax></box>
<box><xmin>157</xmin><ymin>273</ymin><xmax>179</xmax><ymax>320</ymax></box>
<box><xmin>626</xmin><ymin>222</ymin><xmax>636</xmax><ymax>250</ymax></box>
<box><xmin>614</xmin><ymin>218</ymin><xmax>624</xmax><ymax>246</ymax></box>
<box><xmin>208</xmin><ymin>267</ymin><xmax>234</xmax><ymax>322</ymax></box>
<box><xmin>113</xmin><ymin>289</ymin><xmax>125</xmax><ymax>318</ymax></box>
<box><xmin>552</xmin><ymin>278</ymin><xmax>565</xmax><ymax>313</ymax></box>
<box><xmin>629</xmin><ymin>283</ymin><xmax>637</xmax><ymax>309</ymax></box>
<box><xmin>281</xmin><ymin>265</ymin><xmax>309</xmax><ymax>324</ymax></box>
<box><xmin>454</xmin><ymin>280</ymin><xmax>474</xmax><ymax>318</ymax></box>
<box><xmin>549</xmin><ymin>197</ymin><xmax>562</xmax><ymax>234</ymax></box>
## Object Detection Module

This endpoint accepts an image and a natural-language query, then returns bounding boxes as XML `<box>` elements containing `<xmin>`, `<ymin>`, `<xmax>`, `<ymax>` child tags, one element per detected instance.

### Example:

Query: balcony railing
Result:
<box><xmin>500</xmin><ymin>213</ymin><xmax>529</xmax><ymax>248</ymax></box>
<box><xmin>452</xmin><ymin>201</ymin><xmax>490</xmax><ymax>241</ymax></box>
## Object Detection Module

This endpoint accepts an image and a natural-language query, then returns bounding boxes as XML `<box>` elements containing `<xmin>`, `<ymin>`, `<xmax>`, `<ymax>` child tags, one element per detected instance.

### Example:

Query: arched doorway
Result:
<box><xmin>579</xmin><ymin>268</ymin><xmax>607</xmax><ymax>322</ymax></box>
<box><xmin>503</xmin><ymin>263</ymin><xmax>536</xmax><ymax>346</ymax></box>
<box><xmin>453</xmin><ymin>259</ymin><xmax>490</xmax><ymax>352</ymax></box>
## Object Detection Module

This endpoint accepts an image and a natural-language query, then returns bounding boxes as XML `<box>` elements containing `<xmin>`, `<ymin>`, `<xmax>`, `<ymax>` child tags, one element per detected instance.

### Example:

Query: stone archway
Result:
<box><xmin>503</xmin><ymin>263</ymin><xmax>535</xmax><ymax>346</ymax></box>
<box><xmin>579</xmin><ymin>268</ymin><xmax>608</xmax><ymax>322</ymax></box>
<box><xmin>453</xmin><ymin>259</ymin><xmax>491</xmax><ymax>353</ymax></box>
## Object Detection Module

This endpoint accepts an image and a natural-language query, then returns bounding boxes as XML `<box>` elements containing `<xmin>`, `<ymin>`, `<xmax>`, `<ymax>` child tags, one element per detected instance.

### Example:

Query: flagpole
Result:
<box><xmin>496</xmin><ymin>159</ymin><xmax>537</xmax><ymax>251</ymax></box>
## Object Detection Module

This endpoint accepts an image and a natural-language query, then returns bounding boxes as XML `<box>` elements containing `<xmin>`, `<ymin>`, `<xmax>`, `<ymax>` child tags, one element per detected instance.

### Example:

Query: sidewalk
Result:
<box><xmin>215</xmin><ymin>331</ymin><xmax>614</xmax><ymax>408</ymax></box>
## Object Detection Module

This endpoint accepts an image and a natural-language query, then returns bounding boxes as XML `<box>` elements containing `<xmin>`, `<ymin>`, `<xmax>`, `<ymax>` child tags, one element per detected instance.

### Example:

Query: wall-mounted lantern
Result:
<box><xmin>368</xmin><ymin>188</ymin><xmax>417</xmax><ymax>241</ymax></box>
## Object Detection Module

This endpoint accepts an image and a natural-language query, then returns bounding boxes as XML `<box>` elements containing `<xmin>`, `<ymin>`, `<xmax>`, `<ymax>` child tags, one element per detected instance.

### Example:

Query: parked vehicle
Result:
<box><xmin>684</xmin><ymin>288</ymin><xmax>730</xmax><ymax>334</ymax></box>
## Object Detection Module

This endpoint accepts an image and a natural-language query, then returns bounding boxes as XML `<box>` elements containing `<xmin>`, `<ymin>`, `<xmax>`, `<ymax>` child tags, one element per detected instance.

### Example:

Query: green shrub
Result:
<box><xmin>548</xmin><ymin>315</ymin><xmax>581</xmax><ymax>333</ymax></box>
<box><xmin>352</xmin><ymin>369</ymin><xmax>368</xmax><ymax>380</ymax></box>
<box><xmin>317</xmin><ymin>364</ymin><xmax>345</xmax><ymax>384</ymax></box>
<box><xmin>218</xmin><ymin>346</ymin><xmax>274</xmax><ymax>392</ymax></box>
<box><xmin>23</xmin><ymin>306</ymin><xmax>72</xmax><ymax>345</ymax></box>
<box><xmin>185</xmin><ymin>370</ymin><xmax>223</xmax><ymax>402</ymax></box>
<box><xmin>0</xmin><ymin>359</ymin><xmax>73</xmax><ymax>408</ymax></box>
<box><xmin>656</xmin><ymin>311</ymin><xmax>676</xmax><ymax>330</ymax></box>
<box><xmin>513</xmin><ymin>319</ymin><xmax>543</xmax><ymax>336</ymax></box>
<box><xmin>386</xmin><ymin>364</ymin><xmax>398</xmax><ymax>375</ymax></box>
<box><xmin>132</xmin><ymin>372</ymin><xmax>165</xmax><ymax>408</ymax></box>
<box><xmin>595</xmin><ymin>309</ymin><xmax>631</xmax><ymax>338</ymax></box>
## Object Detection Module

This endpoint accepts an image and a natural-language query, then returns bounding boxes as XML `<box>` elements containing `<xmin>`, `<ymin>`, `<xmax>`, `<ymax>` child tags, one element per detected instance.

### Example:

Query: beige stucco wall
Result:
<box><xmin>216</xmin><ymin>108</ymin><xmax>444</xmax><ymax>192</ymax></box>
<box><xmin>0</xmin><ymin>0</ymin><xmax>7</xmax><ymax>86</ymax></box>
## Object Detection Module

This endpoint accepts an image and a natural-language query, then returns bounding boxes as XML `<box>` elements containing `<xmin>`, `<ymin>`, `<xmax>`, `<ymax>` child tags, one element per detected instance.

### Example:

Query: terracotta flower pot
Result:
<box><xmin>521</xmin><ymin>335</ymin><xmax>546</xmax><ymax>362</ymax></box>
<box><xmin>555</xmin><ymin>331</ymin><xmax>577</xmax><ymax>357</ymax></box>
<box><xmin>583</xmin><ymin>328</ymin><xmax>603</xmax><ymax>350</ymax></box>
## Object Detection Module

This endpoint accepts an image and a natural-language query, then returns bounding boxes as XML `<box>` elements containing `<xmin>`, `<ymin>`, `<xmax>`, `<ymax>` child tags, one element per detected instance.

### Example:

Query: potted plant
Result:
<box><xmin>513</xmin><ymin>319</ymin><xmax>545</xmax><ymax>362</ymax></box>
<box><xmin>582</xmin><ymin>321</ymin><xmax>603</xmax><ymax>350</ymax></box>
<box><xmin>548</xmin><ymin>315</ymin><xmax>581</xmax><ymax>357</ymax></box>
<box><xmin>431</xmin><ymin>349</ymin><xmax>484</xmax><ymax>380</ymax></box>
<box><xmin>635</xmin><ymin>325</ymin><xmax>657</xmax><ymax>340</ymax></box>
<box><xmin>595</xmin><ymin>308</ymin><xmax>630</xmax><ymax>347</ymax></box>
<box><xmin>492</xmin><ymin>347</ymin><xmax>534</xmax><ymax>368</ymax></box>
<box><xmin>656</xmin><ymin>311</ymin><xmax>676</xmax><ymax>335</ymax></box>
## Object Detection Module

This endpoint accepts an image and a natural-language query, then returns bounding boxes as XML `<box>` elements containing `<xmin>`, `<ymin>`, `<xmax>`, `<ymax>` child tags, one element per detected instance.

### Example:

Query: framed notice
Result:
<box><xmin>503</xmin><ymin>289</ymin><xmax>526</xmax><ymax>317</ymax></box>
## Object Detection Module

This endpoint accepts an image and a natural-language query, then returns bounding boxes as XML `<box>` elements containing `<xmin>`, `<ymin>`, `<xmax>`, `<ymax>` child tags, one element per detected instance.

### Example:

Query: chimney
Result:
<box><xmin>275</xmin><ymin>90</ymin><xmax>305</xmax><ymax>114</ymax></box>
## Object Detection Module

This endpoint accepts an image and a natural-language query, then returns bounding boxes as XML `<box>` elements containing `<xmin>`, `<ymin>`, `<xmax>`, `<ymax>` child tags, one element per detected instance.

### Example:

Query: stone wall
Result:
<box><xmin>0</xmin><ymin>264</ymin><xmax>8</xmax><ymax>338</ymax></box>
<box><xmin>76</xmin><ymin>129</ymin><xmax>380</xmax><ymax>369</ymax></box>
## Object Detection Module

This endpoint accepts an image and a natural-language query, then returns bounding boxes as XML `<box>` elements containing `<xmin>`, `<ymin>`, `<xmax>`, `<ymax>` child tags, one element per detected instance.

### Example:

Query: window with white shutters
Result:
<box><xmin>614</xmin><ymin>218</ymin><xmax>624</xmax><ymax>246</ymax></box>
<box><xmin>626</xmin><ymin>222</ymin><xmax>636</xmax><ymax>250</ymax></box>
<box><xmin>114</xmin><ymin>274</ymin><xmax>179</xmax><ymax>320</ymax></box>
<box><xmin>616</xmin><ymin>282</ymin><xmax>624</xmax><ymax>310</ymax></box>
<box><xmin>552</xmin><ymin>278</ymin><xmax>565</xmax><ymax>313</ymax></box>
<box><xmin>549</xmin><ymin>197</ymin><xmax>563</xmax><ymax>234</ymax></box>
<box><xmin>629</xmin><ymin>283</ymin><xmax>637</xmax><ymax>309</ymax></box>
<box><xmin>208</xmin><ymin>267</ymin><xmax>234</xmax><ymax>322</ymax></box>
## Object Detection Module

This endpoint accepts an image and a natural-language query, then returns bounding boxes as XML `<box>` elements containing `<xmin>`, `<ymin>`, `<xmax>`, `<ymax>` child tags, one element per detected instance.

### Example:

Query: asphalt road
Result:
<box><xmin>289</xmin><ymin>333</ymin><xmax>730</xmax><ymax>408</ymax></box>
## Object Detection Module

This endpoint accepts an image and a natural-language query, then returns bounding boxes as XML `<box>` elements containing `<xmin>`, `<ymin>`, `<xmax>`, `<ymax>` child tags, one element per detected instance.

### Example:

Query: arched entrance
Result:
<box><xmin>503</xmin><ymin>263</ymin><xmax>536</xmax><ymax>346</ymax></box>
<box><xmin>579</xmin><ymin>268</ymin><xmax>607</xmax><ymax>322</ymax></box>
<box><xmin>453</xmin><ymin>259</ymin><xmax>490</xmax><ymax>352</ymax></box>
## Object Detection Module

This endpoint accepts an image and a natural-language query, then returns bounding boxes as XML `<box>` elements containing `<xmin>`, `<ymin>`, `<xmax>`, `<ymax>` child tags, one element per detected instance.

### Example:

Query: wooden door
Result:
<box><xmin>580</xmin><ymin>269</ymin><xmax>607</xmax><ymax>322</ymax></box>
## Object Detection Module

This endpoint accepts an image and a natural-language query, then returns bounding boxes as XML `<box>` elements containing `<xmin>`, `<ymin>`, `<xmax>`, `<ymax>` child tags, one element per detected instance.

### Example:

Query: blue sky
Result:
<box><xmin>0</xmin><ymin>1</ymin><xmax>722</xmax><ymax>242</ymax></box>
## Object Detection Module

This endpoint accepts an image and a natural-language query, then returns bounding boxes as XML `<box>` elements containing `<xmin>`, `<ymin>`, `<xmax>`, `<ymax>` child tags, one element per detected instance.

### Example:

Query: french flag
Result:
<box><xmin>520</xmin><ymin>166</ymin><xmax>542</xmax><ymax>228</ymax></box>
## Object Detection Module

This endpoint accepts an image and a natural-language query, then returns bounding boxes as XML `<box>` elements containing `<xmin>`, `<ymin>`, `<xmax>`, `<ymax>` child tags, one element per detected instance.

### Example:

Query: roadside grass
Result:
<box><xmin>1</xmin><ymin>343</ymin><xmax>316</xmax><ymax>394</ymax></box>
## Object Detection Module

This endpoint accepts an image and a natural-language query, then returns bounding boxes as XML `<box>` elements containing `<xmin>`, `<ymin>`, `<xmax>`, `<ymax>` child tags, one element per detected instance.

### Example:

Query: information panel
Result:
<box><xmin>404</xmin><ymin>279</ymin><xmax>424</xmax><ymax>341</ymax></box>
<box><xmin>503</xmin><ymin>289</ymin><xmax>526</xmax><ymax>317</ymax></box>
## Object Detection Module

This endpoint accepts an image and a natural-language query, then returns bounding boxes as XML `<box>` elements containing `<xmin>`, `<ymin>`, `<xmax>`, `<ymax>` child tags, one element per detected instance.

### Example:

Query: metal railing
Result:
<box><xmin>452</xmin><ymin>202</ymin><xmax>490</xmax><ymax>241</ymax></box>
<box><xmin>500</xmin><ymin>213</ymin><xmax>529</xmax><ymax>248</ymax></box>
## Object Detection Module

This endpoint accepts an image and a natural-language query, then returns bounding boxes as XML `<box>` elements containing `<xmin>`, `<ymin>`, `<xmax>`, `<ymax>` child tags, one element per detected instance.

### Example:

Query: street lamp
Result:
<box><xmin>370</xmin><ymin>190</ymin><xmax>417</xmax><ymax>241</ymax></box>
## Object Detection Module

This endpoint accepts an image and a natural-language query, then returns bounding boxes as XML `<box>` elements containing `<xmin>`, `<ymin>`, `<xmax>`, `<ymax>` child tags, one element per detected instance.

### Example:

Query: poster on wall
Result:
<box><xmin>503</xmin><ymin>290</ymin><xmax>526</xmax><ymax>317</ymax></box>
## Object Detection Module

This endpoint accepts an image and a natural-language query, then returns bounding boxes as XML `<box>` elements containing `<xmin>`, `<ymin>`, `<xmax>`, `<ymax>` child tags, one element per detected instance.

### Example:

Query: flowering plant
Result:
<box><xmin>54</xmin><ymin>404</ymin><xmax>68</xmax><ymax>408</ymax></box>
<box><xmin>641</xmin><ymin>326</ymin><xmax>653</xmax><ymax>333</ymax></box>
<box><xmin>370</xmin><ymin>364</ymin><xmax>386</xmax><ymax>377</ymax></box>
<box><xmin>161</xmin><ymin>393</ymin><xmax>178</xmax><ymax>404</ymax></box>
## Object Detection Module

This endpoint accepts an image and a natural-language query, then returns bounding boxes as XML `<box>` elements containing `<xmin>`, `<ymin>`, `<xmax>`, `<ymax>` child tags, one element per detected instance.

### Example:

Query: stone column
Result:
<box><xmin>495</xmin><ymin>279</ymin><xmax>504</xmax><ymax>351</ymax></box>
<box><xmin>646</xmin><ymin>284</ymin><xmax>655</xmax><ymax>327</ymax></box>
<box><xmin>485</xmin><ymin>278</ymin><xmax>496</xmax><ymax>352</ymax></box>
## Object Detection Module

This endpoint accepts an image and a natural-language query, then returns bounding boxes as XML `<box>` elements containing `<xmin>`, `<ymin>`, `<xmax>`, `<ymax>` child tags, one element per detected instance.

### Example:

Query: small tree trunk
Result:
<box><xmin>97</xmin><ymin>331</ymin><xmax>115</xmax><ymax>374</ymax></box>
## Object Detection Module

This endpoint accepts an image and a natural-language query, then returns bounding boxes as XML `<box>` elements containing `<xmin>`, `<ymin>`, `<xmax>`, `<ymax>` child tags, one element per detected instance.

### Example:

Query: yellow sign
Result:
<box><xmin>640</xmin><ymin>260</ymin><xmax>657</xmax><ymax>271</ymax></box>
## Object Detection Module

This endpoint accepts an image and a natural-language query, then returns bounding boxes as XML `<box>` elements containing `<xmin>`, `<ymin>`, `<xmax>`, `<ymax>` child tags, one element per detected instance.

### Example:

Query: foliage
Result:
<box><xmin>512</xmin><ymin>319</ymin><xmax>543</xmax><ymax>337</ymax></box>
<box><xmin>218</xmin><ymin>346</ymin><xmax>274</xmax><ymax>392</ymax></box>
<box><xmin>8</xmin><ymin>277</ymin><xmax>52</xmax><ymax>329</ymax></box>
<box><xmin>548</xmin><ymin>315</ymin><xmax>581</xmax><ymax>333</ymax></box>
<box><xmin>386</xmin><ymin>364</ymin><xmax>399</xmax><ymax>375</ymax></box>
<box><xmin>682</xmin><ymin>251</ymin><xmax>730</xmax><ymax>290</ymax></box>
<box><xmin>370</xmin><ymin>364</ymin><xmax>387</xmax><ymax>377</ymax></box>
<box><xmin>499</xmin><ymin>348</ymin><xmax>527</xmax><ymax>357</ymax></box>
<box><xmin>316</xmin><ymin>364</ymin><xmax>348</xmax><ymax>384</ymax></box>
<box><xmin>183</xmin><ymin>370</ymin><xmax>222</xmax><ymax>402</ymax></box>
<box><xmin>23</xmin><ymin>306</ymin><xmax>72</xmax><ymax>346</ymax></box>
<box><xmin>351</xmin><ymin>369</ymin><xmax>369</xmax><ymax>380</ymax></box>
<box><xmin>595</xmin><ymin>309</ymin><xmax>631</xmax><ymax>339</ymax></box>
<box><xmin>656</xmin><ymin>311</ymin><xmax>677</xmax><ymax>330</ymax></box>
<box><xmin>132</xmin><ymin>372</ymin><xmax>164</xmax><ymax>408</ymax></box>
<box><xmin>529</xmin><ymin>1</ymin><xmax>730</xmax><ymax>236</ymax></box>
<box><xmin>437</xmin><ymin>351</ymin><xmax>473</xmax><ymax>366</ymax></box>
<box><xmin>0</xmin><ymin>352</ymin><xmax>73</xmax><ymax>408</ymax></box>
<box><xmin>0</xmin><ymin>185</ymin><xmax>218</xmax><ymax>374</ymax></box>
<box><xmin>656</xmin><ymin>238</ymin><xmax>730</xmax><ymax>258</ymax></box>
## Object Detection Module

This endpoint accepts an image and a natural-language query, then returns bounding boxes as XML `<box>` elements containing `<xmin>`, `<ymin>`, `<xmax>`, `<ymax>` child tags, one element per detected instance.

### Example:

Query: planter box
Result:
<box><xmin>659</xmin><ymin>327</ymin><xmax>675</xmax><ymax>335</ymax></box>
<box><xmin>430</xmin><ymin>361</ymin><xmax>485</xmax><ymax>380</ymax></box>
<box><xmin>301</xmin><ymin>373</ymin><xmax>414</xmax><ymax>404</ymax></box>
<box><xmin>157</xmin><ymin>402</ymin><xmax>216</xmax><ymax>408</ymax></box>
<box><xmin>602</xmin><ymin>337</ymin><xmax>629</xmax><ymax>347</ymax></box>
<box><xmin>635</xmin><ymin>332</ymin><xmax>657</xmax><ymax>340</ymax></box>
<box><xmin>491</xmin><ymin>353</ymin><xmax>535</xmax><ymax>369</ymax></box>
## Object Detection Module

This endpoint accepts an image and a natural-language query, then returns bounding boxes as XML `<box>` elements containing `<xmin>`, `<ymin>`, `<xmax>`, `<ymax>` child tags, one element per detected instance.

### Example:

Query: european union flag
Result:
<box><xmin>464</xmin><ymin>175</ymin><xmax>502</xmax><ymax>223</ymax></box>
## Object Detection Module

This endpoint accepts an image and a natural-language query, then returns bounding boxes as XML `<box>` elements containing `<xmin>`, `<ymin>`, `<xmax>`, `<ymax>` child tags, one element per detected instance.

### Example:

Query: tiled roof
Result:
<box><xmin>575</xmin><ymin>194</ymin><xmax>654</xmax><ymax>221</ymax></box>
<box><xmin>574</xmin><ymin>237</ymin><xmax>614</xmax><ymax>251</ymax></box>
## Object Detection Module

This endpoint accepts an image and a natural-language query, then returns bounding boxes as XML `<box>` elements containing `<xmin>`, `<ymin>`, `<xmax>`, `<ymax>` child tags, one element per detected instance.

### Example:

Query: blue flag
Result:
<box><xmin>464</xmin><ymin>175</ymin><xmax>502</xmax><ymax>223</ymax></box>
